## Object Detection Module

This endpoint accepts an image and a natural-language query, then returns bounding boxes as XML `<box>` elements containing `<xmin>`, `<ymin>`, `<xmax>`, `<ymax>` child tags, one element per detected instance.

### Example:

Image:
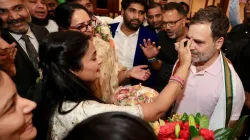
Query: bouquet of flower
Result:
<box><xmin>113</xmin><ymin>84</ymin><xmax>248</xmax><ymax>140</ymax></box>
<box><xmin>150</xmin><ymin>113</ymin><xmax>248</xmax><ymax>140</ymax></box>
<box><xmin>113</xmin><ymin>84</ymin><xmax>158</xmax><ymax>106</ymax></box>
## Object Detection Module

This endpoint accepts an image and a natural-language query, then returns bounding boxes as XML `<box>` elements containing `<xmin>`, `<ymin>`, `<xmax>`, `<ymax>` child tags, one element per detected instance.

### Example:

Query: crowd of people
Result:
<box><xmin>0</xmin><ymin>0</ymin><xmax>249</xmax><ymax>139</ymax></box>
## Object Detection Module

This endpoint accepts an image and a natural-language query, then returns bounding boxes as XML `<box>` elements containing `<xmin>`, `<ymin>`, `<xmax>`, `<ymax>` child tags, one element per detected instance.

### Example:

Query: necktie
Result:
<box><xmin>21</xmin><ymin>35</ymin><xmax>39</xmax><ymax>69</ymax></box>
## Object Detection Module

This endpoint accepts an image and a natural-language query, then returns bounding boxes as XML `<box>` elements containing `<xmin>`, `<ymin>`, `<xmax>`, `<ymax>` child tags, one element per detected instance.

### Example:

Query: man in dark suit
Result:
<box><xmin>0</xmin><ymin>0</ymin><xmax>49</xmax><ymax>101</ymax></box>
<box><xmin>110</xmin><ymin>0</ymin><xmax>158</xmax><ymax>88</ymax></box>
<box><xmin>143</xmin><ymin>2</ymin><xmax>189</xmax><ymax>92</ymax></box>
<box><xmin>222</xmin><ymin>1</ymin><xmax>250</xmax><ymax>138</ymax></box>
<box><xmin>145</xmin><ymin>2</ymin><xmax>163</xmax><ymax>34</ymax></box>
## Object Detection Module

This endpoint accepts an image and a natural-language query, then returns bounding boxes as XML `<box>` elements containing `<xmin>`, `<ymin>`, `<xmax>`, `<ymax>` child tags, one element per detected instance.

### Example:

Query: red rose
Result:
<box><xmin>196</xmin><ymin>124</ymin><xmax>200</xmax><ymax>129</ymax></box>
<box><xmin>182</xmin><ymin>122</ymin><xmax>189</xmax><ymax>130</ymax></box>
<box><xmin>158</xmin><ymin>123</ymin><xmax>176</xmax><ymax>138</ymax></box>
<box><xmin>199</xmin><ymin>128</ymin><xmax>215</xmax><ymax>140</ymax></box>
<box><xmin>176</xmin><ymin>121</ymin><xmax>184</xmax><ymax>128</ymax></box>
<box><xmin>179</xmin><ymin>129</ymin><xmax>190</xmax><ymax>139</ymax></box>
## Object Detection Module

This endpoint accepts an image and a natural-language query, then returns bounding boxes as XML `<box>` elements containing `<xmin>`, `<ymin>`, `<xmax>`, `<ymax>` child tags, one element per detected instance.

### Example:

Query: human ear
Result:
<box><xmin>121</xmin><ymin>9</ymin><xmax>125</xmax><ymax>16</ymax></box>
<box><xmin>69</xmin><ymin>69</ymin><xmax>80</xmax><ymax>77</ymax></box>
<box><xmin>215</xmin><ymin>37</ymin><xmax>224</xmax><ymax>50</ymax></box>
<box><xmin>182</xmin><ymin>17</ymin><xmax>186</xmax><ymax>26</ymax></box>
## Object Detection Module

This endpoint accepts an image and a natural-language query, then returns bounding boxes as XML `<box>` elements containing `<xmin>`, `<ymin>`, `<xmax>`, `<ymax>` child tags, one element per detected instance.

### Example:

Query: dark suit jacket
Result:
<box><xmin>145</xmin><ymin>25</ymin><xmax>157</xmax><ymax>34</ymax></box>
<box><xmin>1</xmin><ymin>24</ymin><xmax>49</xmax><ymax>101</ymax></box>
<box><xmin>110</xmin><ymin>23</ymin><xmax>158</xmax><ymax>87</ymax></box>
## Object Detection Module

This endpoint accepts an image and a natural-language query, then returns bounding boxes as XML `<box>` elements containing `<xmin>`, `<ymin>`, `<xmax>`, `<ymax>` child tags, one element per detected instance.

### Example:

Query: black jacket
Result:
<box><xmin>1</xmin><ymin>24</ymin><xmax>49</xmax><ymax>101</ymax></box>
<box><xmin>222</xmin><ymin>23</ymin><xmax>250</xmax><ymax>92</ymax></box>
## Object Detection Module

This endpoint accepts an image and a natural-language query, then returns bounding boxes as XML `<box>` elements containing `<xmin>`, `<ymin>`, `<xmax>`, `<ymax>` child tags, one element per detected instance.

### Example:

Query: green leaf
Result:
<box><xmin>191</xmin><ymin>136</ymin><xmax>205</xmax><ymax>140</ymax></box>
<box><xmin>214</xmin><ymin>128</ymin><xmax>231</xmax><ymax>139</ymax></box>
<box><xmin>199</xmin><ymin>115</ymin><xmax>209</xmax><ymax>129</ymax></box>
<box><xmin>189</xmin><ymin>126</ymin><xmax>199</xmax><ymax>138</ymax></box>
<box><xmin>168</xmin><ymin>117</ymin><xmax>173</xmax><ymax>122</ymax></box>
<box><xmin>195</xmin><ymin>113</ymin><xmax>201</xmax><ymax>125</ymax></box>
<box><xmin>148</xmin><ymin>122</ymin><xmax>154</xmax><ymax>127</ymax></box>
<box><xmin>159</xmin><ymin>119</ymin><xmax>165</xmax><ymax>126</ymax></box>
<box><xmin>189</xmin><ymin>114</ymin><xmax>196</xmax><ymax>127</ymax></box>
<box><xmin>227</xmin><ymin>115</ymin><xmax>249</xmax><ymax>140</ymax></box>
<box><xmin>182</xmin><ymin>112</ymin><xmax>188</xmax><ymax>122</ymax></box>
<box><xmin>175</xmin><ymin>124</ymin><xmax>180</xmax><ymax>138</ymax></box>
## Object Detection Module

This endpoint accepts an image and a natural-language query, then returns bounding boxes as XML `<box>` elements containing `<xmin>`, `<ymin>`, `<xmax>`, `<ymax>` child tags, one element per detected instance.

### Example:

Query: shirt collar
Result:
<box><xmin>116</xmin><ymin>21</ymin><xmax>140</xmax><ymax>37</ymax></box>
<box><xmin>190</xmin><ymin>53</ymin><xmax>222</xmax><ymax>76</ymax></box>
<box><xmin>10</xmin><ymin>27</ymin><xmax>35</xmax><ymax>41</ymax></box>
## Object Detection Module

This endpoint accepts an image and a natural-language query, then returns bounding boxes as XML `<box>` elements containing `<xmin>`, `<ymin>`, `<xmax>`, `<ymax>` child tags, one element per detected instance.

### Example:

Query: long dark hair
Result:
<box><xmin>63</xmin><ymin>112</ymin><xmax>158</xmax><ymax>140</ymax></box>
<box><xmin>36</xmin><ymin>31</ymin><xmax>101</xmax><ymax>140</ymax></box>
<box><xmin>39</xmin><ymin>31</ymin><xmax>101</xmax><ymax>111</ymax></box>
<box><xmin>55</xmin><ymin>2</ymin><xmax>92</xmax><ymax>30</ymax></box>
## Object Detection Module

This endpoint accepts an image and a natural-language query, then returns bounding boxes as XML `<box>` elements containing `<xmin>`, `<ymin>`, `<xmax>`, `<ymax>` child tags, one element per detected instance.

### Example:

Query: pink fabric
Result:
<box><xmin>176</xmin><ymin>56</ymin><xmax>223</xmax><ymax>119</ymax></box>
<box><xmin>175</xmin><ymin>55</ymin><xmax>244</xmax><ymax>121</ymax></box>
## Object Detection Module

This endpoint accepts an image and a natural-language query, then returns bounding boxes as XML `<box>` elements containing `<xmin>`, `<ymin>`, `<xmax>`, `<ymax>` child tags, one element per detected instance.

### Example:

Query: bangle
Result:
<box><xmin>169</xmin><ymin>75</ymin><xmax>185</xmax><ymax>89</ymax></box>
<box><xmin>148</xmin><ymin>57</ymin><xmax>157</xmax><ymax>63</ymax></box>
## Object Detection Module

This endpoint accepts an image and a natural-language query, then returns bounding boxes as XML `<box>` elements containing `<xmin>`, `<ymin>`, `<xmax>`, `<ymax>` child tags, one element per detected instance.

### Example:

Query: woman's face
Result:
<box><xmin>0</xmin><ymin>71</ymin><xmax>37</xmax><ymax>140</ymax></box>
<box><xmin>72</xmin><ymin>40</ymin><xmax>102</xmax><ymax>83</ymax></box>
<box><xmin>69</xmin><ymin>9</ymin><xmax>94</xmax><ymax>38</ymax></box>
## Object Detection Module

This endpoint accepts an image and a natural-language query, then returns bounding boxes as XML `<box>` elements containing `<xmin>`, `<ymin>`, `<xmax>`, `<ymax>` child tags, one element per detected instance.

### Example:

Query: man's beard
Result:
<box><xmin>152</xmin><ymin>21</ymin><xmax>163</xmax><ymax>29</ymax></box>
<box><xmin>123</xmin><ymin>17</ymin><xmax>142</xmax><ymax>31</ymax></box>
<box><xmin>191</xmin><ymin>46</ymin><xmax>216</xmax><ymax>64</ymax></box>
<box><xmin>5</xmin><ymin>17</ymin><xmax>30</xmax><ymax>34</ymax></box>
<box><xmin>31</xmin><ymin>16</ymin><xmax>49</xmax><ymax>26</ymax></box>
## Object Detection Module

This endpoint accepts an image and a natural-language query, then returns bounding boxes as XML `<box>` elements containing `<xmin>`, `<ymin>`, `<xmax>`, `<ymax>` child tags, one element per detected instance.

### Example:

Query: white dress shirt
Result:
<box><xmin>10</xmin><ymin>27</ymin><xmax>39</xmax><ymax>54</ymax></box>
<box><xmin>45</xmin><ymin>19</ymin><xmax>59</xmax><ymax>33</ymax></box>
<box><xmin>114</xmin><ymin>22</ymin><xmax>139</xmax><ymax>69</ymax></box>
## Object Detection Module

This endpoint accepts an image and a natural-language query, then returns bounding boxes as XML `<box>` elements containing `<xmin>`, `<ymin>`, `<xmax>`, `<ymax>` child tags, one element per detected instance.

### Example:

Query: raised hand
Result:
<box><xmin>140</xmin><ymin>39</ymin><xmax>161</xmax><ymax>59</ymax></box>
<box><xmin>174</xmin><ymin>38</ymin><xmax>192</xmax><ymax>67</ymax></box>
<box><xmin>0</xmin><ymin>37</ymin><xmax>17</xmax><ymax>77</ymax></box>
<box><xmin>127</xmin><ymin>65</ymin><xmax>151</xmax><ymax>81</ymax></box>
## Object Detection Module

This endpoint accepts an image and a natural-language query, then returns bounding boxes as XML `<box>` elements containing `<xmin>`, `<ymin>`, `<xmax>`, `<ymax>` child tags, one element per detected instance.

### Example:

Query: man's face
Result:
<box><xmin>187</xmin><ymin>23</ymin><xmax>221</xmax><ymax>66</ymax></box>
<box><xmin>77</xmin><ymin>0</ymin><xmax>94</xmax><ymax>14</ymax></box>
<box><xmin>24</xmin><ymin>0</ymin><xmax>48</xmax><ymax>20</ymax></box>
<box><xmin>244</xmin><ymin>0</ymin><xmax>250</xmax><ymax>20</ymax></box>
<box><xmin>0</xmin><ymin>0</ymin><xmax>31</xmax><ymax>34</ymax></box>
<box><xmin>46</xmin><ymin>0</ymin><xmax>58</xmax><ymax>19</ymax></box>
<box><xmin>122</xmin><ymin>3</ymin><xmax>145</xmax><ymax>31</ymax></box>
<box><xmin>162</xmin><ymin>9</ymin><xmax>185</xmax><ymax>39</ymax></box>
<box><xmin>147</xmin><ymin>6</ymin><xmax>163</xmax><ymax>29</ymax></box>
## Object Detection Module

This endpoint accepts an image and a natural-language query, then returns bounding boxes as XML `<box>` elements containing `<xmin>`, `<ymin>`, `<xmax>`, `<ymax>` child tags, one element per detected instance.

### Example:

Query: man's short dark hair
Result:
<box><xmin>179</xmin><ymin>1</ymin><xmax>189</xmax><ymax>15</ymax></box>
<box><xmin>190</xmin><ymin>7</ymin><xmax>229</xmax><ymax>40</ymax></box>
<box><xmin>148</xmin><ymin>2</ymin><xmax>162</xmax><ymax>12</ymax></box>
<box><xmin>163</xmin><ymin>2</ymin><xmax>186</xmax><ymax>17</ymax></box>
<box><xmin>121</xmin><ymin>0</ymin><xmax>148</xmax><ymax>13</ymax></box>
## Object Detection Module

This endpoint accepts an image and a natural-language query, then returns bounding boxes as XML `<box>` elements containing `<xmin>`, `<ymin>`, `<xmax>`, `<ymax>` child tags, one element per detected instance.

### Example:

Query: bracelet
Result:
<box><xmin>169</xmin><ymin>80</ymin><xmax>183</xmax><ymax>89</ymax></box>
<box><xmin>169</xmin><ymin>75</ymin><xmax>185</xmax><ymax>88</ymax></box>
<box><xmin>148</xmin><ymin>57</ymin><xmax>157</xmax><ymax>63</ymax></box>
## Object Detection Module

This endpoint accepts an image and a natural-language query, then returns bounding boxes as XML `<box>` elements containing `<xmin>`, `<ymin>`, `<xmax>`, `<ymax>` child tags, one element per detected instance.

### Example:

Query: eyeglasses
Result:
<box><xmin>162</xmin><ymin>17</ymin><xmax>185</xmax><ymax>27</ymax></box>
<box><xmin>69</xmin><ymin>19</ymin><xmax>96</xmax><ymax>32</ymax></box>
